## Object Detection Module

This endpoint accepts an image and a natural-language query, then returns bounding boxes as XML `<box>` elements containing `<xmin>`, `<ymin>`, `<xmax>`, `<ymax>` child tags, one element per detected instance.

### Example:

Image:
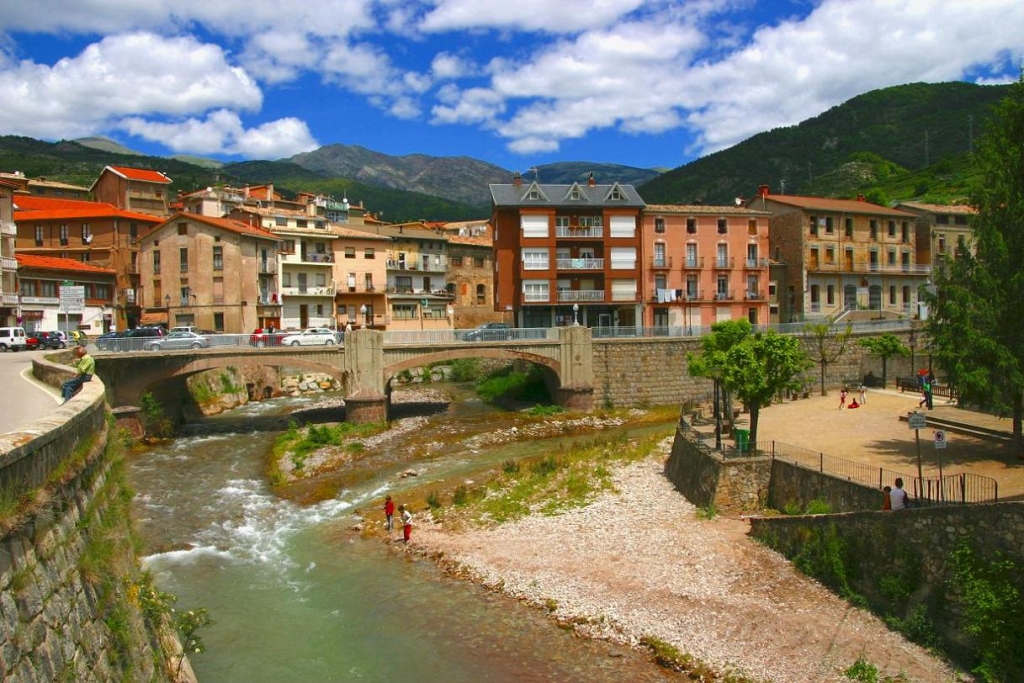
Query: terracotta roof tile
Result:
<box><xmin>15</xmin><ymin>253</ymin><xmax>116</xmax><ymax>275</ymax></box>
<box><xmin>13</xmin><ymin>197</ymin><xmax>162</xmax><ymax>223</ymax></box>
<box><xmin>149</xmin><ymin>212</ymin><xmax>280</xmax><ymax>241</ymax></box>
<box><xmin>751</xmin><ymin>194</ymin><xmax>916</xmax><ymax>218</ymax></box>
<box><xmin>106</xmin><ymin>166</ymin><xmax>173</xmax><ymax>184</ymax></box>
<box><xmin>645</xmin><ymin>203</ymin><xmax>771</xmax><ymax>216</ymax></box>
<box><xmin>895</xmin><ymin>201</ymin><xmax>977</xmax><ymax>215</ymax></box>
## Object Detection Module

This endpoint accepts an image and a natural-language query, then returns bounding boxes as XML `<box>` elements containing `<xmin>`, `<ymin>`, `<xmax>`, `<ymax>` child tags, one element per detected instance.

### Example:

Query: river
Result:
<box><xmin>129</xmin><ymin>391</ymin><xmax>674</xmax><ymax>682</ymax></box>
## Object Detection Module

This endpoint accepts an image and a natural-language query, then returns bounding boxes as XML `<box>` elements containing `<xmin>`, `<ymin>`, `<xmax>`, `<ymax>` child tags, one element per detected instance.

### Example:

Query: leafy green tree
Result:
<box><xmin>802</xmin><ymin>322</ymin><xmax>853</xmax><ymax>395</ymax></box>
<box><xmin>722</xmin><ymin>332</ymin><xmax>811</xmax><ymax>448</ymax></box>
<box><xmin>923</xmin><ymin>75</ymin><xmax>1024</xmax><ymax>448</ymax></box>
<box><xmin>858</xmin><ymin>334</ymin><xmax>909</xmax><ymax>388</ymax></box>
<box><xmin>687</xmin><ymin>319</ymin><xmax>753</xmax><ymax>445</ymax></box>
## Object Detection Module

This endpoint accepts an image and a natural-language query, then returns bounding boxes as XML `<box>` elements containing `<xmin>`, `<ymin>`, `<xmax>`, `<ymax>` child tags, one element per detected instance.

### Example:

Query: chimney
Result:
<box><xmin>857</xmin><ymin>194</ymin><xmax>866</xmax><ymax>202</ymax></box>
<box><xmin>758</xmin><ymin>184</ymin><xmax>770</xmax><ymax>198</ymax></box>
<box><xmin>512</xmin><ymin>171</ymin><xmax>522</xmax><ymax>187</ymax></box>
<box><xmin>588</xmin><ymin>172</ymin><xmax>595</xmax><ymax>187</ymax></box>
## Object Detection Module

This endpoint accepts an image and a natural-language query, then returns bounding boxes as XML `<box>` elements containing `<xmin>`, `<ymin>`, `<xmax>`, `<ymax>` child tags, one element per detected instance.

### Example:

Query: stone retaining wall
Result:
<box><xmin>664</xmin><ymin>424</ymin><xmax>771</xmax><ymax>513</ymax></box>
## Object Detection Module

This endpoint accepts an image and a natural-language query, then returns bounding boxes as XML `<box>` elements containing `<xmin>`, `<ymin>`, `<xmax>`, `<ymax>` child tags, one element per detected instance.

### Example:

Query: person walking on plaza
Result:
<box><xmin>858</xmin><ymin>383</ymin><xmax>867</xmax><ymax>405</ymax></box>
<box><xmin>838</xmin><ymin>386</ymin><xmax>848</xmax><ymax>409</ymax></box>
<box><xmin>399</xmin><ymin>504</ymin><xmax>413</xmax><ymax>543</ymax></box>
<box><xmin>61</xmin><ymin>346</ymin><xmax>95</xmax><ymax>403</ymax></box>
<box><xmin>889</xmin><ymin>478</ymin><xmax>910</xmax><ymax>510</ymax></box>
<box><xmin>383</xmin><ymin>495</ymin><xmax>395</xmax><ymax>532</ymax></box>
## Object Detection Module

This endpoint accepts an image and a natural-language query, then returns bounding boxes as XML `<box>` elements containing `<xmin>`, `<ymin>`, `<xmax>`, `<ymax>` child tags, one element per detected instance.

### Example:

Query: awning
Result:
<box><xmin>140</xmin><ymin>311</ymin><xmax>169</xmax><ymax>325</ymax></box>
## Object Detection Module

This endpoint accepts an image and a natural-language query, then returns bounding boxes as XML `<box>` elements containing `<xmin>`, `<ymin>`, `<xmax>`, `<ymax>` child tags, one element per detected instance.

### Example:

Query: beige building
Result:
<box><xmin>0</xmin><ymin>171</ymin><xmax>90</xmax><ymax>200</ymax></box>
<box><xmin>15</xmin><ymin>254</ymin><xmax>116</xmax><ymax>334</ymax></box>
<box><xmin>138</xmin><ymin>212</ymin><xmax>280</xmax><ymax>332</ymax></box>
<box><xmin>439</xmin><ymin>220</ymin><xmax>501</xmax><ymax>329</ymax></box>
<box><xmin>0</xmin><ymin>180</ymin><xmax>18</xmax><ymax>326</ymax></box>
<box><xmin>747</xmin><ymin>187</ymin><xmax>927</xmax><ymax>322</ymax></box>
<box><xmin>91</xmin><ymin>166</ymin><xmax>172</xmax><ymax>217</ymax></box>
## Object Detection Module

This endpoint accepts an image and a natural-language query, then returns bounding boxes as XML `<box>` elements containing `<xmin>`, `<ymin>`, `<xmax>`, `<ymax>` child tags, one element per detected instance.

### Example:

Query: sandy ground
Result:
<box><xmin>402</xmin><ymin>389</ymin><xmax>1018</xmax><ymax>682</ymax></box>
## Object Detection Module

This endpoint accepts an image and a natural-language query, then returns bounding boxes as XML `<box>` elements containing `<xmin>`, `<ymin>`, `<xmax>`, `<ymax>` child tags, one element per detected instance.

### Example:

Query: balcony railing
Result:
<box><xmin>259</xmin><ymin>261</ymin><xmax>277</xmax><ymax>274</ymax></box>
<box><xmin>714</xmin><ymin>290</ymin><xmax>735</xmax><ymax>301</ymax></box>
<box><xmin>744</xmin><ymin>258</ymin><xmax>769</xmax><ymax>269</ymax></box>
<box><xmin>745</xmin><ymin>290</ymin><xmax>765</xmax><ymax>301</ymax></box>
<box><xmin>555</xmin><ymin>226</ymin><xmax>604</xmax><ymax>239</ymax></box>
<box><xmin>713</xmin><ymin>257</ymin><xmax>735</xmax><ymax>269</ymax></box>
<box><xmin>556</xmin><ymin>257</ymin><xmax>604</xmax><ymax>270</ymax></box>
<box><xmin>297</xmin><ymin>253</ymin><xmax>333</xmax><ymax>264</ymax></box>
<box><xmin>557</xmin><ymin>289</ymin><xmax>604</xmax><ymax>302</ymax></box>
<box><xmin>524</xmin><ymin>291</ymin><xmax>550</xmax><ymax>302</ymax></box>
<box><xmin>257</xmin><ymin>294</ymin><xmax>281</xmax><ymax>306</ymax></box>
<box><xmin>651</xmin><ymin>256</ymin><xmax>672</xmax><ymax>269</ymax></box>
<box><xmin>1</xmin><ymin>256</ymin><xmax>16</xmax><ymax>272</ymax></box>
<box><xmin>280</xmin><ymin>285</ymin><xmax>336</xmax><ymax>296</ymax></box>
<box><xmin>809</xmin><ymin>262</ymin><xmax>932</xmax><ymax>275</ymax></box>
<box><xmin>683</xmin><ymin>257</ymin><xmax>704</xmax><ymax>269</ymax></box>
<box><xmin>387</xmin><ymin>259</ymin><xmax>448</xmax><ymax>272</ymax></box>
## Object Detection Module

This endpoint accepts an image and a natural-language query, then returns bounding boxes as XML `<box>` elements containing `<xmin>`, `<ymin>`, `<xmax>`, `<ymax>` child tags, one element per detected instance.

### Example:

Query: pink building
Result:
<box><xmin>642</xmin><ymin>204</ymin><xmax>771</xmax><ymax>330</ymax></box>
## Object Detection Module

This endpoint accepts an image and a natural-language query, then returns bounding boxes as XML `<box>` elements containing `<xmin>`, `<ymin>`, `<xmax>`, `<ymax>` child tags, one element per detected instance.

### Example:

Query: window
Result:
<box><xmin>609</xmin><ymin>187</ymin><xmax>623</xmax><ymax>200</ymax></box>
<box><xmin>451</xmin><ymin>255</ymin><xmax>463</xmax><ymax>267</ymax></box>
<box><xmin>901</xmin><ymin>222</ymin><xmax>910</xmax><ymax>243</ymax></box>
<box><xmin>826</xmin><ymin>284</ymin><xmax>835</xmax><ymax>305</ymax></box>
<box><xmin>887</xmin><ymin>249</ymin><xmax>897</xmax><ymax>266</ymax></box>
<box><xmin>870</xmin><ymin>220</ymin><xmax>878</xmax><ymax>240</ymax></box>
<box><xmin>283</xmin><ymin>272</ymin><xmax>292</xmax><ymax>287</ymax></box>
<box><xmin>276</xmin><ymin>217</ymin><xmax>287</xmax><ymax>226</ymax></box>
<box><xmin>824</xmin><ymin>217</ymin><xmax>834</xmax><ymax>234</ymax></box>
<box><xmin>610</xmin><ymin>279</ymin><xmax>636</xmax><ymax>301</ymax></box>
<box><xmin>365</xmin><ymin>273</ymin><xmax>374</xmax><ymax>291</ymax></box>
<box><xmin>297</xmin><ymin>219</ymin><xmax>308</xmax><ymax>228</ymax></box>
<box><xmin>34</xmin><ymin>225</ymin><xmax>43</xmax><ymax>246</ymax></box>
<box><xmin>344</xmin><ymin>247</ymin><xmax>356</xmax><ymax>259</ymax></box>
<box><xmin>716</xmin><ymin>275</ymin><xmax>729</xmax><ymax>299</ymax></box>
<box><xmin>42</xmin><ymin>280</ymin><xmax>57</xmax><ymax>297</ymax></box>
<box><xmin>153</xmin><ymin>251</ymin><xmax>161</xmax><ymax>274</ymax></box>
<box><xmin>60</xmin><ymin>224</ymin><xmax>69</xmax><ymax>245</ymax></box>
<box><xmin>80</xmin><ymin>253</ymin><xmax>90</xmax><ymax>263</ymax></box>
<box><xmin>129</xmin><ymin>222</ymin><xmax>138</xmax><ymax>244</ymax></box>
<box><xmin>522</xmin><ymin>248</ymin><xmax>549</xmax><ymax>270</ymax></box>
<box><xmin>936</xmin><ymin>214</ymin><xmax>950</xmax><ymax>225</ymax></box>
<box><xmin>748</xmin><ymin>219</ymin><xmax>758</xmax><ymax>235</ymax></box>
<box><xmin>569</xmin><ymin>187</ymin><xmax>582</xmax><ymax>200</ymax></box>
<box><xmin>364</xmin><ymin>248</ymin><xmax>375</xmax><ymax>259</ymax></box>
<box><xmin>522</xmin><ymin>279</ymin><xmax>549</xmax><ymax>302</ymax></box>
<box><xmin>685</xmin><ymin>243</ymin><xmax>698</xmax><ymax>268</ymax></box>
<box><xmin>610</xmin><ymin>247</ymin><xmax>636</xmax><ymax>269</ymax></box>
<box><xmin>393</xmin><ymin>304</ymin><xmax>417</xmax><ymax>320</ymax></box>
<box><xmin>177</xmin><ymin>222</ymin><xmax>187</xmax><ymax>236</ymax></box>
<box><xmin>555</xmin><ymin>216</ymin><xmax>569</xmax><ymax>228</ymax></box>
<box><xmin>888</xmin><ymin>220</ymin><xmax>896</xmax><ymax>237</ymax></box>
<box><xmin>476</xmin><ymin>283</ymin><xmax>486</xmax><ymax>304</ymax></box>
<box><xmin>213</xmin><ymin>246</ymin><xmax>223</xmax><ymax>271</ymax></box>
<box><xmin>746</xmin><ymin>243</ymin><xmax>758</xmax><ymax>267</ymax></box>
<box><xmin>825</xmin><ymin>246</ymin><xmax>835</xmax><ymax>264</ymax></box>
<box><xmin>717</xmin><ymin>218</ymin><xmax>728</xmax><ymax>234</ymax></box>
<box><xmin>937</xmin><ymin>234</ymin><xmax>946</xmax><ymax>253</ymax></box>
<box><xmin>653</xmin><ymin>242</ymin><xmax>667</xmax><ymax>267</ymax></box>
<box><xmin>609</xmin><ymin>216</ymin><xmax>634</xmax><ymax>238</ymax></box>
<box><xmin>809</xmin><ymin>216</ymin><xmax>818</xmax><ymax>237</ymax></box>
<box><xmin>474</xmin><ymin>256</ymin><xmax>485</xmax><ymax>268</ymax></box>
<box><xmin>521</xmin><ymin>215</ymin><xmax>548</xmax><ymax>238</ymax></box>
<box><xmin>686</xmin><ymin>218</ymin><xmax>696</xmax><ymax>234</ymax></box>
<box><xmin>315</xmin><ymin>221</ymin><xmax>325</xmax><ymax>230</ymax></box>
<box><xmin>214</xmin><ymin>313</ymin><xmax>224</xmax><ymax>331</ymax></box>
<box><xmin>655</xmin><ymin>273</ymin><xmax>667</xmax><ymax>290</ymax></box>
<box><xmin>845</xmin><ymin>217</ymin><xmax>853</xmax><ymax>237</ymax></box>
<box><xmin>315</xmin><ymin>273</ymin><xmax>326</xmax><ymax>287</ymax></box>
<box><xmin>281</xmin><ymin>239</ymin><xmax>295</xmax><ymax>254</ymax></box>
<box><xmin>654</xmin><ymin>217</ymin><xmax>665</xmax><ymax>233</ymax></box>
<box><xmin>686</xmin><ymin>274</ymin><xmax>698</xmax><ymax>298</ymax></box>
<box><xmin>716</xmin><ymin>243</ymin><xmax>728</xmax><ymax>268</ymax></box>
<box><xmin>180</xmin><ymin>248</ymin><xmax>188</xmax><ymax>272</ymax></box>
<box><xmin>903</xmin><ymin>285</ymin><xmax>911</xmax><ymax>306</ymax></box>
<box><xmin>81</xmin><ymin>223</ymin><xmax>91</xmax><ymax>243</ymax></box>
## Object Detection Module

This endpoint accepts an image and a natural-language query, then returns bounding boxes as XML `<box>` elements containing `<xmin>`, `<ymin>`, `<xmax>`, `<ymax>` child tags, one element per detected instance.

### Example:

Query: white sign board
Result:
<box><xmin>934</xmin><ymin>430</ymin><xmax>947</xmax><ymax>449</ymax></box>
<box><xmin>908</xmin><ymin>412</ymin><xmax>927</xmax><ymax>430</ymax></box>
<box><xmin>60</xmin><ymin>285</ymin><xmax>85</xmax><ymax>313</ymax></box>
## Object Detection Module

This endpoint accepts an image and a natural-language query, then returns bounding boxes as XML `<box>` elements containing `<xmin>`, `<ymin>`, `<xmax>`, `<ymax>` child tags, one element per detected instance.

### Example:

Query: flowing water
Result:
<box><xmin>129</xmin><ymin>392</ymin><xmax>673</xmax><ymax>682</ymax></box>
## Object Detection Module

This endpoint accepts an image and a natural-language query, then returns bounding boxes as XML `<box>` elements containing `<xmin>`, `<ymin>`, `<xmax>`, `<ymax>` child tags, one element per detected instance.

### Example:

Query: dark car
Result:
<box><xmin>36</xmin><ymin>331</ymin><xmax>67</xmax><ymax>349</ymax></box>
<box><xmin>109</xmin><ymin>326</ymin><xmax>164</xmax><ymax>352</ymax></box>
<box><xmin>463</xmin><ymin>322</ymin><xmax>512</xmax><ymax>342</ymax></box>
<box><xmin>95</xmin><ymin>330</ymin><xmax>125</xmax><ymax>351</ymax></box>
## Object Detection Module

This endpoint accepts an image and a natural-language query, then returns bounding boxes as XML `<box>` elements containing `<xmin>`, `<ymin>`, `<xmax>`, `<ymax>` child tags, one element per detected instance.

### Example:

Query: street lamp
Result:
<box><xmin>908</xmin><ymin>327</ymin><xmax>917</xmax><ymax>378</ymax></box>
<box><xmin>572</xmin><ymin>303</ymin><xmax>579</xmax><ymax>326</ymax></box>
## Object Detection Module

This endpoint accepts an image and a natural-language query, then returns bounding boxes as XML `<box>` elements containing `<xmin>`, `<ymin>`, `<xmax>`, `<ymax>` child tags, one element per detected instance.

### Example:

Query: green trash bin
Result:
<box><xmin>735</xmin><ymin>428</ymin><xmax>750</xmax><ymax>452</ymax></box>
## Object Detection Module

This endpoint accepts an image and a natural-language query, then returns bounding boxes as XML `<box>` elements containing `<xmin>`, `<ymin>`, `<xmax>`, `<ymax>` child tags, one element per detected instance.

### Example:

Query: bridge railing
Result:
<box><xmin>384</xmin><ymin>328</ymin><xmax>557</xmax><ymax>345</ymax></box>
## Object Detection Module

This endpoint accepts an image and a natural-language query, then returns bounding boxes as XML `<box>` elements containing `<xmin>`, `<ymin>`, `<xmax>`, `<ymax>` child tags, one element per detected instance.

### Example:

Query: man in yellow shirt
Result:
<box><xmin>62</xmin><ymin>346</ymin><xmax>95</xmax><ymax>403</ymax></box>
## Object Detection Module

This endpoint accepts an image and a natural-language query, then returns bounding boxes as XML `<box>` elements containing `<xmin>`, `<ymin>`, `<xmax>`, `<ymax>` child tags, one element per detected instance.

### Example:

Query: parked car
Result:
<box><xmin>0</xmin><ymin>326</ymin><xmax>28</xmax><ymax>352</ymax></box>
<box><xmin>36</xmin><ymin>331</ymin><xmax>67</xmax><ymax>349</ymax></box>
<box><xmin>463</xmin><ymin>322</ymin><xmax>512</xmax><ymax>342</ymax></box>
<box><xmin>249</xmin><ymin>327</ymin><xmax>283</xmax><ymax>347</ymax></box>
<box><xmin>144</xmin><ymin>330</ymin><xmax>210</xmax><ymax>351</ymax></box>
<box><xmin>95</xmin><ymin>330</ymin><xmax>125</xmax><ymax>351</ymax></box>
<box><xmin>108</xmin><ymin>326</ymin><xmax>164</xmax><ymax>351</ymax></box>
<box><xmin>24</xmin><ymin>333</ymin><xmax>40</xmax><ymax>350</ymax></box>
<box><xmin>279</xmin><ymin>327</ymin><xmax>338</xmax><ymax>346</ymax></box>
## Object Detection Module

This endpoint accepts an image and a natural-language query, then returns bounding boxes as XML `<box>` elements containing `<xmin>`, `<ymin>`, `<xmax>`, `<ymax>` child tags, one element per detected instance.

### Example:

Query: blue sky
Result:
<box><xmin>0</xmin><ymin>0</ymin><xmax>1022</xmax><ymax>173</ymax></box>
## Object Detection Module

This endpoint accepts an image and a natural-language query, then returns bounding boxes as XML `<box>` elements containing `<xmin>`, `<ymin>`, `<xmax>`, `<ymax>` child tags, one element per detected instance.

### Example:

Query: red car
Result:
<box><xmin>25</xmin><ymin>333</ymin><xmax>40</xmax><ymax>350</ymax></box>
<box><xmin>249</xmin><ymin>327</ymin><xmax>282</xmax><ymax>347</ymax></box>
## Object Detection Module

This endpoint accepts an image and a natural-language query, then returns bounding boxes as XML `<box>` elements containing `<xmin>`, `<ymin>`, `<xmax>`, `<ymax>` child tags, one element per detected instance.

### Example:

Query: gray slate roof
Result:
<box><xmin>490</xmin><ymin>181</ymin><xmax>645</xmax><ymax>209</ymax></box>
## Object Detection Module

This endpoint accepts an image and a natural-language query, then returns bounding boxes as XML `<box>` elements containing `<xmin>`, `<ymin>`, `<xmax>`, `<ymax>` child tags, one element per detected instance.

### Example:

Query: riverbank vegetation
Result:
<box><xmin>267</xmin><ymin>420</ymin><xmax>388</xmax><ymax>486</ymax></box>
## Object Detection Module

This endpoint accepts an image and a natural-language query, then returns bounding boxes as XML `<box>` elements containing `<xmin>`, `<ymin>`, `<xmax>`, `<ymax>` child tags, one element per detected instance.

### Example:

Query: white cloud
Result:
<box><xmin>418</xmin><ymin>0</ymin><xmax>648</xmax><ymax>33</ymax></box>
<box><xmin>431</xmin><ymin>52</ymin><xmax>471</xmax><ymax>80</ymax></box>
<box><xmin>0</xmin><ymin>32</ymin><xmax>262</xmax><ymax>140</ymax></box>
<box><xmin>118</xmin><ymin>110</ymin><xmax>319</xmax><ymax>158</ymax></box>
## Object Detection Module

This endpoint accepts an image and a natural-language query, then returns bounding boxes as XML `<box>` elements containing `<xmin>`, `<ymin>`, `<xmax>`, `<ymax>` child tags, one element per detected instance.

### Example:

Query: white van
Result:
<box><xmin>0</xmin><ymin>326</ymin><xmax>28</xmax><ymax>352</ymax></box>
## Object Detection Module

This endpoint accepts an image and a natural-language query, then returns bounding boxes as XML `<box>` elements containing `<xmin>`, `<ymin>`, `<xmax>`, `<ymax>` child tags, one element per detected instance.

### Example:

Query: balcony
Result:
<box><xmin>557</xmin><ymin>289</ymin><xmax>604</xmax><ymax>303</ymax></box>
<box><xmin>744</xmin><ymin>258</ymin><xmax>769</xmax><ymax>269</ymax></box>
<box><xmin>650</xmin><ymin>256</ymin><xmax>672</xmax><ymax>270</ymax></box>
<box><xmin>258</xmin><ymin>261</ymin><xmax>277</xmax><ymax>274</ymax></box>
<box><xmin>713</xmin><ymin>257</ymin><xmax>735</xmax><ymax>269</ymax></box>
<box><xmin>714</xmin><ymin>290</ymin><xmax>735</xmax><ymax>301</ymax></box>
<box><xmin>257</xmin><ymin>293</ymin><xmax>282</xmax><ymax>306</ymax></box>
<box><xmin>295</xmin><ymin>253</ymin><xmax>333</xmax><ymax>265</ymax></box>
<box><xmin>0</xmin><ymin>220</ymin><xmax>16</xmax><ymax>236</ymax></box>
<box><xmin>524</xmin><ymin>291</ymin><xmax>550</xmax><ymax>303</ymax></box>
<box><xmin>1</xmin><ymin>293</ymin><xmax>18</xmax><ymax>306</ymax></box>
<box><xmin>682</xmin><ymin>257</ymin><xmax>704</xmax><ymax>269</ymax></box>
<box><xmin>555</xmin><ymin>226</ymin><xmax>604</xmax><ymax>239</ymax></box>
<box><xmin>744</xmin><ymin>290</ymin><xmax>765</xmax><ymax>301</ymax></box>
<box><xmin>556</xmin><ymin>257</ymin><xmax>604</xmax><ymax>270</ymax></box>
<box><xmin>1</xmin><ymin>256</ymin><xmax>16</xmax><ymax>272</ymax></box>
<box><xmin>280</xmin><ymin>285</ymin><xmax>336</xmax><ymax>297</ymax></box>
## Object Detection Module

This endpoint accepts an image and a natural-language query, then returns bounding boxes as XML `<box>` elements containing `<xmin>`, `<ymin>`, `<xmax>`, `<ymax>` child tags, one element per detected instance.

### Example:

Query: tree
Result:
<box><xmin>687</xmin><ymin>319</ymin><xmax>753</xmax><ymax>448</ymax></box>
<box><xmin>858</xmin><ymin>334</ymin><xmax>909</xmax><ymax>388</ymax></box>
<box><xmin>923</xmin><ymin>74</ymin><xmax>1024</xmax><ymax>448</ymax></box>
<box><xmin>802</xmin><ymin>322</ymin><xmax>853</xmax><ymax>395</ymax></box>
<box><xmin>722</xmin><ymin>331</ymin><xmax>811</xmax><ymax>449</ymax></box>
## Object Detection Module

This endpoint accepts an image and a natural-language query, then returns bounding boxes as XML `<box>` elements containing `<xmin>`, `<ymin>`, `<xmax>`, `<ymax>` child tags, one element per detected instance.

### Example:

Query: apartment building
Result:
<box><xmin>894</xmin><ymin>201</ymin><xmax>977</xmax><ymax>268</ymax></box>
<box><xmin>350</xmin><ymin>222</ymin><xmax>454</xmax><ymax>332</ymax></box>
<box><xmin>643</xmin><ymin>204</ymin><xmax>771</xmax><ymax>330</ymax></box>
<box><xmin>91</xmin><ymin>165</ymin><xmax>172</xmax><ymax>217</ymax></box>
<box><xmin>0</xmin><ymin>181</ymin><xmax>18</xmax><ymax>326</ymax></box>
<box><xmin>0</xmin><ymin>171</ymin><xmax>90</xmax><ymax>199</ymax></box>
<box><xmin>12</xmin><ymin>196</ymin><xmax>162</xmax><ymax>330</ymax></box>
<box><xmin>15</xmin><ymin>254</ymin><xmax>116</xmax><ymax>334</ymax></box>
<box><xmin>747</xmin><ymin>186</ymin><xmax>926</xmax><ymax>322</ymax></box>
<box><xmin>490</xmin><ymin>173</ymin><xmax>645</xmax><ymax>329</ymax></box>
<box><xmin>330</xmin><ymin>226</ymin><xmax>390</xmax><ymax>330</ymax></box>
<box><xmin>138</xmin><ymin>212</ymin><xmax>280</xmax><ymax>332</ymax></box>
<box><xmin>438</xmin><ymin>220</ymin><xmax>500</xmax><ymax>329</ymax></box>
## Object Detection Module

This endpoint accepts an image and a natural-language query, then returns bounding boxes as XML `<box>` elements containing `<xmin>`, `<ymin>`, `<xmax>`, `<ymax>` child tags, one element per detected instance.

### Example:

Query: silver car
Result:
<box><xmin>279</xmin><ymin>327</ymin><xmax>338</xmax><ymax>346</ymax></box>
<box><xmin>144</xmin><ymin>330</ymin><xmax>211</xmax><ymax>351</ymax></box>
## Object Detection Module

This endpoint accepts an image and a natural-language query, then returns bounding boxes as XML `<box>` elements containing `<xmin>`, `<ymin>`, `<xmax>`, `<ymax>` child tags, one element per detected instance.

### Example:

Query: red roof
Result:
<box><xmin>150</xmin><ymin>212</ymin><xmax>280</xmax><ymax>241</ymax></box>
<box><xmin>15</xmin><ymin>253</ymin><xmax>116</xmax><ymax>275</ymax></box>
<box><xmin>13</xmin><ymin>197</ymin><xmax>162</xmax><ymax>224</ymax></box>
<box><xmin>105</xmin><ymin>166</ymin><xmax>173</xmax><ymax>184</ymax></box>
<box><xmin>13</xmin><ymin>196</ymin><xmax>108</xmax><ymax>212</ymax></box>
<box><xmin>751</xmin><ymin>193</ymin><xmax>916</xmax><ymax>218</ymax></box>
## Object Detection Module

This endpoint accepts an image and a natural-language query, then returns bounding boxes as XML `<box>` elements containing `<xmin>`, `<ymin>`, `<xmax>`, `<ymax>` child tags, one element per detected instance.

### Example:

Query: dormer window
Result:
<box><xmin>528</xmin><ymin>189</ymin><xmax>539</xmax><ymax>200</ymax></box>
<box><xmin>570</xmin><ymin>187</ymin><xmax>581</xmax><ymax>200</ymax></box>
<box><xmin>610</xmin><ymin>187</ymin><xmax>622</xmax><ymax>200</ymax></box>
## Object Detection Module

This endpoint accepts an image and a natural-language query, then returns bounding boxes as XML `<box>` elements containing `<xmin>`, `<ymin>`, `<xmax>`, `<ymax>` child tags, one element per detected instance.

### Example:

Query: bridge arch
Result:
<box><xmin>383</xmin><ymin>347</ymin><xmax>561</xmax><ymax>386</ymax></box>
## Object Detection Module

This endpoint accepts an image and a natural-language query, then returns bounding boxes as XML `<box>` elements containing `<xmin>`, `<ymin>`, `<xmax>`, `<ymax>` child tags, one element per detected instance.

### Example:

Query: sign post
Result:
<box><xmin>934</xmin><ymin>429</ymin><xmax>947</xmax><ymax>501</ymax></box>
<box><xmin>59</xmin><ymin>281</ymin><xmax>85</xmax><ymax>336</ymax></box>
<box><xmin>907</xmin><ymin>411</ymin><xmax>927</xmax><ymax>495</ymax></box>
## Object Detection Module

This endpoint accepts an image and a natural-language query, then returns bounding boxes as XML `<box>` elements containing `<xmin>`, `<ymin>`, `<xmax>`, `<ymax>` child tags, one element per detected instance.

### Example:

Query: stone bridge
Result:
<box><xmin>95</xmin><ymin>326</ymin><xmax>595</xmax><ymax>422</ymax></box>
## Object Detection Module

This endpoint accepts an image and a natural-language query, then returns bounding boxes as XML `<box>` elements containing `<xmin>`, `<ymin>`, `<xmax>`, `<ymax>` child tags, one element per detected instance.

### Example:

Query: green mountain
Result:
<box><xmin>525</xmin><ymin>161</ymin><xmax>661</xmax><ymax>187</ymax></box>
<box><xmin>639</xmin><ymin>81</ymin><xmax>1010</xmax><ymax>205</ymax></box>
<box><xmin>74</xmin><ymin>135</ymin><xmax>144</xmax><ymax>156</ymax></box>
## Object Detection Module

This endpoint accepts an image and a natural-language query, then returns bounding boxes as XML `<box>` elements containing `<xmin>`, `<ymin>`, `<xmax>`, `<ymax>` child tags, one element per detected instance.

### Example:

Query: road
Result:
<box><xmin>0</xmin><ymin>348</ymin><xmax>63</xmax><ymax>436</ymax></box>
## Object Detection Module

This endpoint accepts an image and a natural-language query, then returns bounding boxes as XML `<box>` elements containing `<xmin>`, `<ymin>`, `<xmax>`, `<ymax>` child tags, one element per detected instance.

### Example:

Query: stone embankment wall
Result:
<box><xmin>593</xmin><ymin>328</ymin><xmax>915</xmax><ymax>410</ymax></box>
<box><xmin>0</xmin><ymin>356</ymin><xmax>184</xmax><ymax>682</ymax></box>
